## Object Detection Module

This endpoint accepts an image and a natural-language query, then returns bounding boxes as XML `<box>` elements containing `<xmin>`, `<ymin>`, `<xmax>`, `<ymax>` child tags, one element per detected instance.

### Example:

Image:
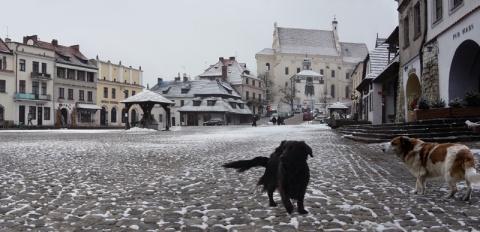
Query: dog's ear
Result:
<box><xmin>399</xmin><ymin>136</ymin><xmax>411</xmax><ymax>148</ymax></box>
<box><xmin>302</xmin><ymin>141</ymin><xmax>313</xmax><ymax>157</ymax></box>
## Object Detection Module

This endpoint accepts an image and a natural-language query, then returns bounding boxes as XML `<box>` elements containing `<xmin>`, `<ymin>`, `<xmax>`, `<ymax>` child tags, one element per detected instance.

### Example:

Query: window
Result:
<box><xmin>246</xmin><ymin>79</ymin><xmax>249</xmax><ymax>85</ymax></box>
<box><xmin>266</xmin><ymin>63</ymin><xmax>270</xmax><ymax>71</ymax></box>
<box><xmin>207</xmin><ymin>100</ymin><xmax>215</xmax><ymax>106</ymax></box>
<box><xmin>320</xmin><ymin>69</ymin><xmax>324</xmax><ymax>75</ymax></box>
<box><xmin>68</xmin><ymin>89</ymin><xmax>74</xmax><ymax>100</ymax></box>
<box><xmin>451</xmin><ymin>0</ymin><xmax>462</xmax><ymax>10</ymax></box>
<box><xmin>193</xmin><ymin>100</ymin><xmax>201</xmax><ymax>106</ymax></box>
<box><xmin>403</xmin><ymin>16</ymin><xmax>410</xmax><ymax>47</ymax></box>
<box><xmin>132</xmin><ymin>91</ymin><xmax>136</xmax><ymax>96</ymax></box>
<box><xmin>67</xmin><ymin>69</ymin><xmax>75</xmax><ymax>79</ymax></box>
<box><xmin>44</xmin><ymin>107</ymin><xmax>50</xmax><ymax>120</ymax></box>
<box><xmin>42</xmin><ymin>63</ymin><xmax>47</xmax><ymax>74</ymax></box>
<box><xmin>41</xmin><ymin>82</ymin><xmax>47</xmax><ymax>95</ymax></box>
<box><xmin>87</xmin><ymin>91</ymin><xmax>93</xmax><ymax>101</ymax></box>
<box><xmin>345</xmin><ymin>86</ymin><xmax>350</xmax><ymax>99</ymax></box>
<box><xmin>0</xmin><ymin>56</ymin><xmax>6</xmax><ymax>70</ymax></box>
<box><xmin>414</xmin><ymin>2</ymin><xmax>421</xmax><ymax>37</ymax></box>
<box><xmin>253</xmin><ymin>93</ymin><xmax>256</xmax><ymax>99</ymax></box>
<box><xmin>59</xmin><ymin>88</ymin><xmax>64</xmax><ymax>98</ymax></box>
<box><xmin>19</xmin><ymin>80</ymin><xmax>26</xmax><ymax>93</ymax></box>
<box><xmin>259</xmin><ymin>94</ymin><xmax>262</xmax><ymax>102</ymax></box>
<box><xmin>331</xmin><ymin>70</ymin><xmax>335</xmax><ymax>78</ymax></box>
<box><xmin>181</xmin><ymin>100</ymin><xmax>184</xmax><ymax>106</ymax></box>
<box><xmin>124</xmin><ymin>90</ymin><xmax>129</xmax><ymax>99</ymax></box>
<box><xmin>331</xmin><ymin>84</ymin><xmax>335</xmax><ymax>98</ymax></box>
<box><xmin>0</xmin><ymin>106</ymin><xmax>3</xmax><ymax>121</ymax></box>
<box><xmin>159</xmin><ymin>114</ymin><xmax>163</xmax><ymax>122</ymax></box>
<box><xmin>252</xmin><ymin>80</ymin><xmax>255</xmax><ymax>86</ymax></box>
<box><xmin>87</xmin><ymin>72</ymin><xmax>94</xmax><ymax>82</ymax></box>
<box><xmin>77</xmin><ymin>71</ymin><xmax>85</xmax><ymax>81</ymax></box>
<box><xmin>285</xmin><ymin>67</ymin><xmax>289</xmax><ymax>75</ymax></box>
<box><xmin>434</xmin><ymin>0</ymin><xmax>442</xmax><ymax>22</ymax></box>
<box><xmin>297</xmin><ymin>68</ymin><xmax>300</xmax><ymax>73</ymax></box>
<box><xmin>0</xmin><ymin>80</ymin><xmax>5</xmax><ymax>92</ymax></box>
<box><xmin>32</xmin><ymin>82</ymin><xmax>39</xmax><ymax>95</ymax></box>
<box><xmin>29</xmin><ymin>106</ymin><xmax>36</xmax><ymax>119</ymax></box>
<box><xmin>246</xmin><ymin>91</ymin><xmax>249</xmax><ymax>100</ymax></box>
<box><xmin>111</xmin><ymin>108</ymin><xmax>117</xmax><ymax>123</ymax></box>
<box><xmin>79</xmin><ymin>90</ymin><xmax>84</xmax><ymax>101</ymax></box>
<box><xmin>20</xmin><ymin>59</ymin><xmax>26</xmax><ymax>71</ymax></box>
<box><xmin>112</xmin><ymin>88</ymin><xmax>116</xmax><ymax>99</ymax></box>
<box><xmin>32</xmin><ymin>61</ymin><xmax>39</xmax><ymax>73</ymax></box>
<box><xmin>104</xmin><ymin>87</ymin><xmax>108</xmax><ymax>98</ymax></box>
<box><xmin>57</xmin><ymin>67</ymin><xmax>65</xmax><ymax>78</ymax></box>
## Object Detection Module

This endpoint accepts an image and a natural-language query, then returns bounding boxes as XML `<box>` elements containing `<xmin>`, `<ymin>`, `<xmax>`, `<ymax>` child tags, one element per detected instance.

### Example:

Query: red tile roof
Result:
<box><xmin>0</xmin><ymin>38</ymin><xmax>12</xmax><ymax>54</ymax></box>
<box><xmin>34</xmin><ymin>39</ymin><xmax>97</xmax><ymax>69</ymax></box>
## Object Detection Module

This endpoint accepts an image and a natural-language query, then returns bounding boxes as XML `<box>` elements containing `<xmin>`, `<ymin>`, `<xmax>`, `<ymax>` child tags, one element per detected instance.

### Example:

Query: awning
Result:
<box><xmin>77</xmin><ymin>103</ymin><xmax>102</xmax><ymax>110</ymax></box>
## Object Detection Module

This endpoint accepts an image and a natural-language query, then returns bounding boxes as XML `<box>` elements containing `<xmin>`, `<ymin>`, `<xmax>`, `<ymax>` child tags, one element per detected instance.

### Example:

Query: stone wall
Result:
<box><xmin>395</xmin><ymin>70</ymin><xmax>406</xmax><ymax>122</ymax></box>
<box><xmin>421</xmin><ymin>50</ymin><xmax>440</xmax><ymax>102</ymax></box>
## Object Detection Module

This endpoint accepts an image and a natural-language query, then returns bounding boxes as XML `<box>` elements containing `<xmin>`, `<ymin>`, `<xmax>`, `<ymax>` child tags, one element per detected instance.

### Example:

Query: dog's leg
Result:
<box><xmin>444</xmin><ymin>179</ymin><xmax>458</xmax><ymax>199</ymax></box>
<box><xmin>296</xmin><ymin>195</ymin><xmax>308</xmax><ymax>214</ymax></box>
<box><xmin>279</xmin><ymin>187</ymin><xmax>293</xmax><ymax>214</ymax></box>
<box><xmin>267</xmin><ymin>188</ymin><xmax>277</xmax><ymax>207</ymax></box>
<box><xmin>463</xmin><ymin>180</ymin><xmax>472</xmax><ymax>201</ymax></box>
<box><xmin>419</xmin><ymin>176</ymin><xmax>427</xmax><ymax>195</ymax></box>
<box><xmin>412</xmin><ymin>177</ymin><xmax>422</xmax><ymax>194</ymax></box>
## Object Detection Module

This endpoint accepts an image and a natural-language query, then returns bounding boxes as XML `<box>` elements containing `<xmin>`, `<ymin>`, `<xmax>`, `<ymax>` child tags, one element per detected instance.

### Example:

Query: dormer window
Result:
<box><xmin>181</xmin><ymin>89</ymin><xmax>189</xmax><ymax>94</ymax></box>
<box><xmin>207</xmin><ymin>100</ymin><xmax>215</xmax><ymax>106</ymax></box>
<box><xmin>193</xmin><ymin>100</ymin><xmax>201</xmax><ymax>106</ymax></box>
<box><xmin>230</xmin><ymin>102</ymin><xmax>236</xmax><ymax>109</ymax></box>
<box><xmin>238</xmin><ymin>103</ymin><xmax>244</xmax><ymax>109</ymax></box>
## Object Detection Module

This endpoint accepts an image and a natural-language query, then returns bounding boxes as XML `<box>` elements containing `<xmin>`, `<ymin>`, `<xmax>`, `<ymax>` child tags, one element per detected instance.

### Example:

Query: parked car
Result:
<box><xmin>303</xmin><ymin>113</ymin><xmax>313</xmax><ymax>121</ymax></box>
<box><xmin>203</xmin><ymin>118</ymin><xmax>224</xmax><ymax>126</ymax></box>
<box><xmin>294</xmin><ymin>108</ymin><xmax>301</xmax><ymax>114</ymax></box>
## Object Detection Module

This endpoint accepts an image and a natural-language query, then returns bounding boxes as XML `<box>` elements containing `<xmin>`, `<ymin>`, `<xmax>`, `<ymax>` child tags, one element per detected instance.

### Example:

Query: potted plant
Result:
<box><xmin>451</xmin><ymin>89</ymin><xmax>480</xmax><ymax>117</ymax></box>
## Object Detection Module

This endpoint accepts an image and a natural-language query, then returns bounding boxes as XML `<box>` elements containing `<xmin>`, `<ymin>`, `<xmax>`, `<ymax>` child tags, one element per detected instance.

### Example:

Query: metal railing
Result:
<box><xmin>30</xmin><ymin>72</ymin><xmax>52</xmax><ymax>80</ymax></box>
<box><xmin>14</xmin><ymin>93</ymin><xmax>51</xmax><ymax>101</ymax></box>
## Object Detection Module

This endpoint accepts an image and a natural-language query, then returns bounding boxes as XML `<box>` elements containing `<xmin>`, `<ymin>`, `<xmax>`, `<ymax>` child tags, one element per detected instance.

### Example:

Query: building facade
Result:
<box><xmin>0</xmin><ymin>38</ymin><xmax>15</xmax><ymax>124</ymax></box>
<box><xmin>291</xmin><ymin>58</ymin><xmax>324</xmax><ymax>113</ymax></box>
<box><xmin>256</xmin><ymin>21</ymin><xmax>368</xmax><ymax>114</ymax></box>
<box><xmin>5</xmin><ymin>38</ymin><xmax>56</xmax><ymax>126</ymax></box>
<box><xmin>24</xmin><ymin>36</ymin><xmax>100</xmax><ymax>126</ymax></box>
<box><xmin>197</xmin><ymin>57</ymin><xmax>266</xmax><ymax>115</ymax></box>
<box><xmin>91</xmin><ymin>58</ymin><xmax>143</xmax><ymax>127</ymax></box>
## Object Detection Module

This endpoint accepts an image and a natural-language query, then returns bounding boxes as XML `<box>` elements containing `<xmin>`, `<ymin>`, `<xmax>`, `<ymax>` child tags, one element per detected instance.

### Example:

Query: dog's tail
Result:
<box><xmin>466</xmin><ymin>167</ymin><xmax>480</xmax><ymax>186</ymax></box>
<box><xmin>222</xmin><ymin>156</ymin><xmax>269</xmax><ymax>172</ymax></box>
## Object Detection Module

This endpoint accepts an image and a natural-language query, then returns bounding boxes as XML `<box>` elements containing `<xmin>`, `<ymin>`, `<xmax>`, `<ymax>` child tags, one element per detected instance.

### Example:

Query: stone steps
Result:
<box><xmin>336</xmin><ymin>118</ymin><xmax>480</xmax><ymax>143</ymax></box>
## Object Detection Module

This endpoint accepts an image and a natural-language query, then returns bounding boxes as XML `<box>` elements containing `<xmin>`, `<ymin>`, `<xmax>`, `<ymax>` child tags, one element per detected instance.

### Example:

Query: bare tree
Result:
<box><xmin>278</xmin><ymin>81</ymin><xmax>296</xmax><ymax>111</ymax></box>
<box><xmin>258</xmin><ymin>72</ymin><xmax>277</xmax><ymax>106</ymax></box>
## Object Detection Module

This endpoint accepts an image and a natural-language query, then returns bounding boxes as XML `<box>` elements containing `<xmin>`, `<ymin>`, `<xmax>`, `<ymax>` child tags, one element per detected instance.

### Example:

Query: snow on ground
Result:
<box><xmin>1</xmin><ymin>124</ymin><xmax>480</xmax><ymax>231</ymax></box>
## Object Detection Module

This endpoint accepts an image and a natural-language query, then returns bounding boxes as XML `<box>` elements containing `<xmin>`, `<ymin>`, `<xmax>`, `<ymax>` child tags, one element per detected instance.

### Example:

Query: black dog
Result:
<box><xmin>222</xmin><ymin>140</ymin><xmax>313</xmax><ymax>214</ymax></box>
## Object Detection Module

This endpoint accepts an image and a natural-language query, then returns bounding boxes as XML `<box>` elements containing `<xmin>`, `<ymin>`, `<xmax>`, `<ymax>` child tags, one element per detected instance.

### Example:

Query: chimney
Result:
<box><xmin>222</xmin><ymin>65</ymin><xmax>227</xmax><ymax>81</ymax></box>
<box><xmin>183</xmin><ymin>73</ymin><xmax>188</xmax><ymax>83</ymax></box>
<box><xmin>229</xmin><ymin>56</ymin><xmax>235</xmax><ymax>60</ymax></box>
<box><xmin>157</xmin><ymin>78</ymin><xmax>163</xmax><ymax>84</ymax></box>
<box><xmin>52</xmin><ymin>39</ymin><xmax>58</xmax><ymax>46</ymax></box>
<box><xmin>70</xmin><ymin>45</ymin><xmax>80</xmax><ymax>51</ymax></box>
<box><xmin>5</xmin><ymin>38</ymin><xmax>11</xmax><ymax>43</ymax></box>
<box><xmin>219</xmin><ymin>57</ymin><xmax>224</xmax><ymax>63</ymax></box>
<box><xmin>23</xmin><ymin>35</ymin><xmax>38</xmax><ymax>44</ymax></box>
<box><xmin>175</xmin><ymin>77</ymin><xmax>180</xmax><ymax>81</ymax></box>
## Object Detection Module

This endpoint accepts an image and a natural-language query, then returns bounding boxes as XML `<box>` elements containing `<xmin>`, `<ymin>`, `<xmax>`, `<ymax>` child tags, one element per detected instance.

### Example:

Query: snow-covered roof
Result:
<box><xmin>178</xmin><ymin>97</ymin><xmax>252</xmax><ymax>115</ymax></box>
<box><xmin>327</xmin><ymin>102</ymin><xmax>349</xmax><ymax>109</ymax></box>
<box><xmin>256</xmin><ymin>48</ymin><xmax>275</xmax><ymax>56</ymax></box>
<box><xmin>120</xmin><ymin>90</ymin><xmax>174</xmax><ymax>105</ymax></box>
<box><xmin>198</xmin><ymin>57</ymin><xmax>260</xmax><ymax>86</ymax></box>
<box><xmin>296</xmin><ymin>70</ymin><xmax>323</xmax><ymax>77</ymax></box>
<box><xmin>150</xmin><ymin>79</ymin><xmax>241</xmax><ymax>99</ymax></box>
<box><xmin>365</xmin><ymin>39</ymin><xmax>389</xmax><ymax>79</ymax></box>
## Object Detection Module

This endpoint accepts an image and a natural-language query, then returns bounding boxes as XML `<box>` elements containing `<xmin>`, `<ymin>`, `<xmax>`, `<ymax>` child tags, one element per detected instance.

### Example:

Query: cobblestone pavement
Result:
<box><xmin>1</xmin><ymin>124</ymin><xmax>480</xmax><ymax>231</ymax></box>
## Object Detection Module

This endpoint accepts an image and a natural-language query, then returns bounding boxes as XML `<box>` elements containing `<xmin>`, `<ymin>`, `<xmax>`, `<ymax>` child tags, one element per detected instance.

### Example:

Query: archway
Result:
<box><xmin>406</xmin><ymin>73</ymin><xmax>421</xmax><ymax>122</ymax></box>
<box><xmin>100</xmin><ymin>107</ymin><xmax>107</xmax><ymax>126</ymax></box>
<box><xmin>449</xmin><ymin>39</ymin><xmax>480</xmax><ymax>100</ymax></box>
<box><xmin>131</xmin><ymin>109</ymin><xmax>137</xmax><ymax>127</ymax></box>
<box><xmin>61</xmin><ymin>108</ymin><xmax>68</xmax><ymax>125</ymax></box>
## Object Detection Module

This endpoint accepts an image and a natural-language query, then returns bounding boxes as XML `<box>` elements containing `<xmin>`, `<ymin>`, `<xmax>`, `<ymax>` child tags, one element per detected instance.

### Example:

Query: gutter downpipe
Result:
<box><xmin>419</xmin><ymin>0</ymin><xmax>428</xmax><ymax>78</ymax></box>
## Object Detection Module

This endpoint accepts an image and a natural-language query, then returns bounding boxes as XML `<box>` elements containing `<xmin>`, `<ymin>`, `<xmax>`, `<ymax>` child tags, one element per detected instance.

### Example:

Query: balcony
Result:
<box><xmin>31</xmin><ymin>72</ymin><xmax>52</xmax><ymax>80</ymax></box>
<box><xmin>14</xmin><ymin>93</ymin><xmax>51</xmax><ymax>101</ymax></box>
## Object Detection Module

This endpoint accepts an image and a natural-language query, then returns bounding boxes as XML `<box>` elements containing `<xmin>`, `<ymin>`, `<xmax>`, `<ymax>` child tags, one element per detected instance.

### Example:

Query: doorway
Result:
<box><xmin>19</xmin><ymin>105</ymin><xmax>25</xmax><ymax>124</ymax></box>
<box><xmin>449</xmin><ymin>39</ymin><xmax>480</xmax><ymax>100</ymax></box>
<box><xmin>406</xmin><ymin>73</ymin><xmax>421</xmax><ymax>122</ymax></box>
<box><xmin>61</xmin><ymin>108</ymin><xmax>68</xmax><ymax>125</ymax></box>
<box><xmin>37</xmin><ymin>107</ymin><xmax>43</xmax><ymax>126</ymax></box>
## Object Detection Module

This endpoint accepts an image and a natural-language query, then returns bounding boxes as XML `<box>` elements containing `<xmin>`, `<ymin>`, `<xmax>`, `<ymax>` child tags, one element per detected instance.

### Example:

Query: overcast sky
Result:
<box><xmin>1</xmin><ymin>0</ymin><xmax>398</xmax><ymax>88</ymax></box>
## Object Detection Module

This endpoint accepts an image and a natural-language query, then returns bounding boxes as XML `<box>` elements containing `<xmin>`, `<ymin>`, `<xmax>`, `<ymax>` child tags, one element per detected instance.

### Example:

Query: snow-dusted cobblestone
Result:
<box><xmin>1</xmin><ymin>124</ymin><xmax>480</xmax><ymax>231</ymax></box>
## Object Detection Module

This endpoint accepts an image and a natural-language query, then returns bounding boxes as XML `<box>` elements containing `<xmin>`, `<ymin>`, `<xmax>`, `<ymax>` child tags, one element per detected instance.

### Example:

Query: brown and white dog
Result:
<box><xmin>383</xmin><ymin>136</ymin><xmax>480</xmax><ymax>201</ymax></box>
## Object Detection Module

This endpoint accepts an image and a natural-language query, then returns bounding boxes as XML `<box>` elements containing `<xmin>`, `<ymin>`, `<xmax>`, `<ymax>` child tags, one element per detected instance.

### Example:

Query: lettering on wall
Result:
<box><xmin>453</xmin><ymin>23</ymin><xmax>474</xmax><ymax>40</ymax></box>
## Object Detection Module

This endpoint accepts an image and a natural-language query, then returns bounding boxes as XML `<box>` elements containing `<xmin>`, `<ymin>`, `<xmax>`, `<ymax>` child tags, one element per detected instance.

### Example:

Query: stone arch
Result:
<box><xmin>111</xmin><ymin>107</ymin><xmax>118</xmax><ymax>123</ymax></box>
<box><xmin>449</xmin><ymin>39</ymin><xmax>480</xmax><ymax>101</ymax></box>
<box><xmin>406</xmin><ymin>73</ymin><xmax>421</xmax><ymax>122</ymax></box>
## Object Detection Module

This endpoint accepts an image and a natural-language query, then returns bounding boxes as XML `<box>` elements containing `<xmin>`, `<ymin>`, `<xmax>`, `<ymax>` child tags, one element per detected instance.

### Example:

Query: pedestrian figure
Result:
<box><xmin>27</xmin><ymin>113</ymin><xmax>33</xmax><ymax>126</ymax></box>
<box><xmin>272</xmin><ymin>116</ymin><xmax>277</xmax><ymax>125</ymax></box>
<box><xmin>278</xmin><ymin>116</ymin><xmax>283</xmax><ymax>125</ymax></box>
<box><xmin>252</xmin><ymin>114</ymin><xmax>257</xmax><ymax>127</ymax></box>
<box><xmin>61</xmin><ymin>115</ymin><xmax>65</xmax><ymax>126</ymax></box>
